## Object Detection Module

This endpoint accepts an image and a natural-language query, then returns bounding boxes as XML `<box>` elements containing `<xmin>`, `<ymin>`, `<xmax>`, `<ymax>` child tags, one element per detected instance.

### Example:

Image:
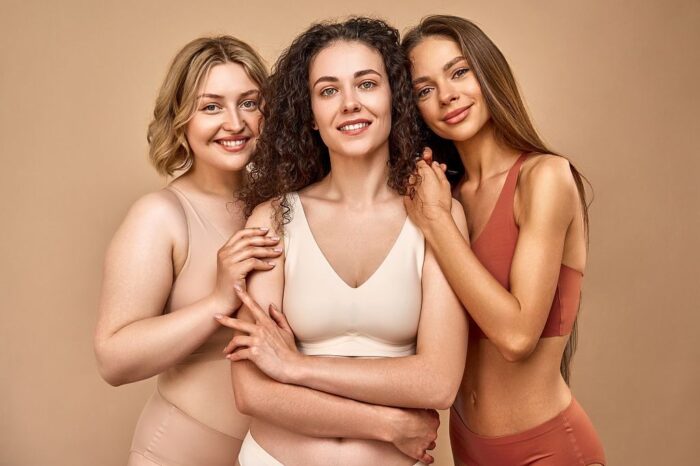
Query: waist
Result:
<box><xmin>250</xmin><ymin>421</ymin><xmax>420</xmax><ymax>466</ymax></box>
<box><xmin>157</xmin><ymin>358</ymin><xmax>250</xmax><ymax>438</ymax></box>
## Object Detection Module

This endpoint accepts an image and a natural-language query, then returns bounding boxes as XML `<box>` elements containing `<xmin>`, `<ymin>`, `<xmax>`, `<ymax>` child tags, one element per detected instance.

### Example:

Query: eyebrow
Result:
<box><xmin>411</xmin><ymin>56</ymin><xmax>468</xmax><ymax>86</ymax></box>
<box><xmin>196</xmin><ymin>89</ymin><xmax>260</xmax><ymax>99</ymax></box>
<box><xmin>312</xmin><ymin>69</ymin><xmax>381</xmax><ymax>88</ymax></box>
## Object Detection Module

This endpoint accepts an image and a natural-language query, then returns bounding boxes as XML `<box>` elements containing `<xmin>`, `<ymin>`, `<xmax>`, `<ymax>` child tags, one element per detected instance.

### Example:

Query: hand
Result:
<box><xmin>405</xmin><ymin>148</ymin><xmax>453</xmax><ymax>232</ymax></box>
<box><xmin>388</xmin><ymin>407</ymin><xmax>440</xmax><ymax>464</ymax></box>
<box><xmin>211</xmin><ymin>227</ymin><xmax>282</xmax><ymax>313</ymax></box>
<box><xmin>215</xmin><ymin>286</ymin><xmax>299</xmax><ymax>383</ymax></box>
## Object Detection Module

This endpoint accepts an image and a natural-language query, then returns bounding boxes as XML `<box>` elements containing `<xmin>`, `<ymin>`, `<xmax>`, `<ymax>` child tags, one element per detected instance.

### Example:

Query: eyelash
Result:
<box><xmin>319</xmin><ymin>80</ymin><xmax>378</xmax><ymax>97</ymax></box>
<box><xmin>240</xmin><ymin>99</ymin><xmax>258</xmax><ymax>110</ymax></box>
<box><xmin>414</xmin><ymin>68</ymin><xmax>471</xmax><ymax>99</ymax></box>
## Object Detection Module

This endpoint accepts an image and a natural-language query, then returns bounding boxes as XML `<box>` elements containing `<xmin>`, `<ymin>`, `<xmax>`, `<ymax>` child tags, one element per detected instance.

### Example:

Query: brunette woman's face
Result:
<box><xmin>409</xmin><ymin>36</ymin><xmax>490</xmax><ymax>142</ymax></box>
<box><xmin>308</xmin><ymin>41</ymin><xmax>392</xmax><ymax>159</ymax></box>
<box><xmin>185</xmin><ymin>62</ymin><xmax>262</xmax><ymax>172</ymax></box>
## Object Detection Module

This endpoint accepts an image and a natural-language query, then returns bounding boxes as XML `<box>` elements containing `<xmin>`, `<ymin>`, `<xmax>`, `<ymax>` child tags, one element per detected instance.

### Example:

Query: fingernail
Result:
<box><xmin>266</xmin><ymin>261</ymin><xmax>276</xmax><ymax>266</ymax></box>
<box><xmin>269</xmin><ymin>236</ymin><xmax>279</xmax><ymax>241</ymax></box>
<box><xmin>233</xmin><ymin>284</ymin><xmax>242</xmax><ymax>292</ymax></box>
<box><xmin>273</xmin><ymin>247</ymin><xmax>283</xmax><ymax>252</ymax></box>
<box><xmin>259</xmin><ymin>227</ymin><xmax>269</xmax><ymax>232</ymax></box>
<box><xmin>214</xmin><ymin>313</ymin><xmax>223</xmax><ymax>319</ymax></box>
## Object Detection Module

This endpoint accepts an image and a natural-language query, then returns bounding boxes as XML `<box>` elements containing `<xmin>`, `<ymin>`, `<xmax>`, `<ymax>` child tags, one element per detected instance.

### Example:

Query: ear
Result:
<box><xmin>311</xmin><ymin>120</ymin><xmax>318</xmax><ymax>130</ymax></box>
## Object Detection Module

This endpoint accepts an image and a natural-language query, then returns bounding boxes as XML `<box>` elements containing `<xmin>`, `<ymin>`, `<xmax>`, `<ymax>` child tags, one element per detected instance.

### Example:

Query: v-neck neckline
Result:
<box><xmin>465</xmin><ymin>153</ymin><xmax>526</xmax><ymax>246</ymax></box>
<box><xmin>294</xmin><ymin>193</ymin><xmax>409</xmax><ymax>290</ymax></box>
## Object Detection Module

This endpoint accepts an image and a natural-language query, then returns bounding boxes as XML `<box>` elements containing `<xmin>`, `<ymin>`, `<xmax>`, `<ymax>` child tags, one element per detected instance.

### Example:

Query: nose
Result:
<box><xmin>341</xmin><ymin>90</ymin><xmax>362</xmax><ymax>113</ymax></box>
<box><xmin>438</xmin><ymin>83</ymin><xmax>459</xmax><ymax>106</ymax></box>
<box><xmin>222</xmin><ymin>108</ymin><xmax>245</xmax><ymax>133</ymax></box>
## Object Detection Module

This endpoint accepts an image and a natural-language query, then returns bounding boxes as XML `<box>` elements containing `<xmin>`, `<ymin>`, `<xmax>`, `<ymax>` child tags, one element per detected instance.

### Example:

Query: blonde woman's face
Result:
<box><xmin>185</xmin><ymin>62</ymin><xmax>262</xmax><ymax>172</ymax></box>
<box><xmin>409</xmin><ymin>36</ymin><xmax>490</xmax><ymax>142</ymax></box>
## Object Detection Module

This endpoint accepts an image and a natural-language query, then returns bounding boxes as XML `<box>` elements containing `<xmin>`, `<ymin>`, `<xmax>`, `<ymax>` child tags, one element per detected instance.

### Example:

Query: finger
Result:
<box><xmin>230</xmin><ymin>246</ymin><xmax>283</xmax><ymax>263</ymax></box>
<box><xmin>228</xmin><ymin>235</ymin><xmax>281</xmax><ymax>255</ymax></box>
<box><xmin>439</xmin><ymin>163</ymin><xmax>447</xmax><ymax>173</ymax></box>
<box><xmin>421</xmin><ymin>147</ymin><xmax>433</xmax><ymax>163</ymax></box>
<box><xmin>269</xmin><ymin>304</ymin><xmax>292</xmax><ymax>333</ymax></box>
<box><xmin>427</xmin><ymin>441</ymin><xmax>436</xmax><ymax>450</ymax></box>
<box><xmin>223</xmin><ymin>335</ymin><xmax>255</xmax><ymax>355</ymax></box>
<box><xmin>431</xmin><ymin>161</ymin><xmax>450</xmax><ymax>185</ymax></box>
<box><xmin>223</xmin><ymin>227</ymin><xmax>269</xmax><ymax>248</ymax></box>
<box><xmin>421</xmin><ymin>452</ymin><xmax>434</xmax><ymax>464</ymax></box>
<box><xmin>226</xmin><ymin>348</ymin><xmax>251</xmax><ymax>362</ymax></box>
<box><xmin>213</xmin><ymin>314</ymin><xmax>257</xmax><ymax>333</ymax></box>
<box><xmin>234</xmin><ymin>285</ymin><xmax>269</xmax><ymax>323</ymax></box>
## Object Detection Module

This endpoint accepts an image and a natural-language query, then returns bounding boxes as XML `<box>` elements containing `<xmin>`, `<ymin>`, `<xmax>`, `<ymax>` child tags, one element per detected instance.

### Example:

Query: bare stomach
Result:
<box><xmin>158</xmin><ymin>357</ymin><xmax>250</xmax><ymax>439</ymax></box>
<box><xmin>456</xmin><ymin>337</ymin><xmax>572</xmax><ymax>436</ymax></box>
<box><xmin>250</xmin><ymin>420</ymin><xmax>417</xmax><ymax>466</ymax></box>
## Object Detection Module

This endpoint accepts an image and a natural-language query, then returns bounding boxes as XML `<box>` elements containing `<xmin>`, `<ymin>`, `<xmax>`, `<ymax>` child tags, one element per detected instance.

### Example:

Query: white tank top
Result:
<box><xmin>282</xmin><ymin>192</ymin><xmax>425</xmax><ymax>358</ymax></box>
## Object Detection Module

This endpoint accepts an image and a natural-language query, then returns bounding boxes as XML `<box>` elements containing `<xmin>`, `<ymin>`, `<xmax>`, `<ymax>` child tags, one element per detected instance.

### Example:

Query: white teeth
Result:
<box><xmin>219</xmin><ymin>139</ymin><xmax>246</xmax><ymax>148</ymax></box>
<box><xmin>339</xmin><ymin>122</ymin><xmax>369</xmax><ymax>131</ymax></box>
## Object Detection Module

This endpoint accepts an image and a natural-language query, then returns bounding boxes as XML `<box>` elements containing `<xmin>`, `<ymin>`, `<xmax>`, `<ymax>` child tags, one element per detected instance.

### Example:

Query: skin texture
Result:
<box><xmin>408</xmin><ymin>36</ymin><xmax>600</xmax><ymax>466</ymax></box>
<box><xmin>93</xmin><ymin>63</ymin><xmax>280</xmax><ymax>438</ymax></box>
<box><xmin>225</xmin><ymin>41</ymin><xmax>468</xmax><ymax>466</ymax></box>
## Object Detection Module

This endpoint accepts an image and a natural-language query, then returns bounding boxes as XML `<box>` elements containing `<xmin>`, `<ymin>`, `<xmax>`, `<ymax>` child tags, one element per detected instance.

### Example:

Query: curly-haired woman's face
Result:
<box><xmin>308</xmin><ymin>41</ymin><xmax>392</xmax><ymax>160</ymax></box>
<box><xmin>409</xmin><ymin>36</ymin><xmax>490</xmax><ymax>142</ymax></box>
<box><xmin>185</xmin><ymin>62</ymin><xmax>262</xmax><ymax>173</ymax></box>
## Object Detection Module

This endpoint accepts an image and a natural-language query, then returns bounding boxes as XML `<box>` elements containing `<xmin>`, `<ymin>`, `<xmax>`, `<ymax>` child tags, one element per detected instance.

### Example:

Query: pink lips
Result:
<box><xmin>214</xmin><ymin>136</ymin><xmax>250</xmax><ymax>153</ymax></box>
<box><xmin>337</xmin><ymin>118</ymin><xmax>372</xmax><ymax>136</ymax></box>
<box><xmin>442</xmin><ymin>105</ymin><xmax>472</xmax><ymax>125</ymax></box>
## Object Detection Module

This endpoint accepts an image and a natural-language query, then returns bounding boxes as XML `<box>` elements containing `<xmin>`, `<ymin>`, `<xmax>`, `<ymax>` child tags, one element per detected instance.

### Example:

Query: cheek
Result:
<box><xmin>245</xmin><ymin>111</ymin><xmax>263</xmax><ymax>136</ymax></box>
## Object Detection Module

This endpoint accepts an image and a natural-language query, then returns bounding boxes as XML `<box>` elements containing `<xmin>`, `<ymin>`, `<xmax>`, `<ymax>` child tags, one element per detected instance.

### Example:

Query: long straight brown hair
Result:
<box><xmin>403</xmin><ymin>15</ymin><xmax>590</xmax><ymax>384</ymax></box>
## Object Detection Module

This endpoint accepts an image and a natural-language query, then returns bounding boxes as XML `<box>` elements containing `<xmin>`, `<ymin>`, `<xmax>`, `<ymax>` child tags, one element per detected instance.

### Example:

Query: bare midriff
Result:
<box><xmin>455</xmin><ymin>337</ymin><xmax>572</xmax><ymax>437</ymax></box>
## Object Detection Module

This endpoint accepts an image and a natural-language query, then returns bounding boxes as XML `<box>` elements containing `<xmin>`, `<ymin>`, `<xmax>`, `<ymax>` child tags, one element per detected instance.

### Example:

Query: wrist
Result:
<box><xmin>208</xmin><ymin>292</ymin><xmax>237</xmax><ymax>316</ymax></box>
<box><xmin>375</xmin><ymin>405</ymin><xmax>403</xmax><ymax>443</ymax></box>
<box><xmin>283</xmin><ymin>352</ymin><xmax>308</xmax><ymax>384</ymax></box>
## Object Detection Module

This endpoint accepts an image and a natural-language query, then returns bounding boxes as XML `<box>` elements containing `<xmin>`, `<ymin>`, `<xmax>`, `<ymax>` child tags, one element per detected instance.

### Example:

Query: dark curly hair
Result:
<box><xmin>241</xmin><ymin>17</ymin><xmax>423</xmax><ymax>225</ymax></box>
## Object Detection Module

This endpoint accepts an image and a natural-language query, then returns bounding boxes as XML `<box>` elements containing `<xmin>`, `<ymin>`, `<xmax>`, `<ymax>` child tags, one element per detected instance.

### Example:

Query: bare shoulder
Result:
<box><xmin>123</xmin><ymin>188</ymin><xmax>186</xmax><ymax>237</ymax></box>
<box><xmin>247</xmin><ymin>198</ymin><xmax>280</xmax><ymax>232</ymax></box>
<box><xmin>519</xmin><ymin>154</ymin><xmax>578</xmax><ymax>204</ymax></box>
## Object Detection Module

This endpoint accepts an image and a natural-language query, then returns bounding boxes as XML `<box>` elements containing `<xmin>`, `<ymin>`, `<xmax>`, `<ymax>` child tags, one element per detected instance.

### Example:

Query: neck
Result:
<box><xmin>454</xmin><ymin>122</ymin><xmax>521</xmax><ymax>181</ymax></box>
<box><xmin>322</xmin><ymin>141</ymin><xmax>393</xmax><ymax>206</ymax></box>
<box><xmin>184</xmin><ymin>162</ymin><xmax>244</xmax><ymax>199</ymax></box>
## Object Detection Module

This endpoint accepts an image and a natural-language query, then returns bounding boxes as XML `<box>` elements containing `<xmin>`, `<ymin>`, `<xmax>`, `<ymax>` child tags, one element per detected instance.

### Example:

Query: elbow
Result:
<box><xmin>94</xmin><ymin>340</ymin><xmax>128</xmax><ymax>387</ymax></box>
<box><xmin>499</xmin><ymin>334</ymin><xmax>538</xmax><ymax>363</ymax></box>
<box><xmin>231</xmin><ymin>364</ymin><xmax>259</xmax><ymax>416</ymax></box>
<box><xmin>427</xmin><ymin>373</ymin><xmax>461</xmax><ymax>410</ymax></box>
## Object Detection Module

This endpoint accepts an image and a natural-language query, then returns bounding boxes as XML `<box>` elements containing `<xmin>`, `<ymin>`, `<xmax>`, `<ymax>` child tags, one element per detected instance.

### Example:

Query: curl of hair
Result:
<box><xmin>147</xmin><ymin>36</ymin><xmax>268</xmax><ymax>176</ymax></box>
<box><xmin>403</xmin><ymin>15</ymin><xmax>593</xmax><ymax>384</ymax></box>
<box><xmin>241</xmin><ymin>17</ymin><xmax>423</xmax><ymax>226</ymax></box>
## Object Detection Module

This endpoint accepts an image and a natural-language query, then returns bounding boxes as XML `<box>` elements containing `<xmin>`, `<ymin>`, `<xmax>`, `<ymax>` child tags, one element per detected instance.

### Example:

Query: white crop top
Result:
<box><xmin>282</xmin><ymin>192</ymin><xmax>425</xmax><ymax>358</ymax></box>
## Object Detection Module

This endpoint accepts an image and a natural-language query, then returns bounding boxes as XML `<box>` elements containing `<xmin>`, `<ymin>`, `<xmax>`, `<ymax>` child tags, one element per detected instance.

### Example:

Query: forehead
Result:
<box><xmin>409</xmin><ymin>36</ymin><xmax>464</xmax><ymax>76</ymax></box>
<box><xmin>309</xmin><ymin>41</ymin><xmax>386</xmax><ymax>81</ymax></box>
<box><xmin>199</xmin><ymin>62</ymin><xmax>258</xmax><ymax>94</ymax></box>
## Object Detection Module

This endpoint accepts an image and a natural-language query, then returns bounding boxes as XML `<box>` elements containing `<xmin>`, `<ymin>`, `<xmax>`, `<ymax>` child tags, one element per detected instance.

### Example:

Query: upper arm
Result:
<box><xmin>94</xmin><ymin>190</ymin><xmax>186</xmax><ymax>344</ymax></box>
<box><xmin>231</xmin><ymin>200</ymin><xmax>285</xmax><ymax>406</ymax></box>
<box><xmin>510</xmin><ymin>155</ymin><xmax>579</xmax><ymax>334</ymax></box>
<box><xmin>415</xmin><ymin>199</ymin><xmax>469</xmax><ymax>378</ymax></box>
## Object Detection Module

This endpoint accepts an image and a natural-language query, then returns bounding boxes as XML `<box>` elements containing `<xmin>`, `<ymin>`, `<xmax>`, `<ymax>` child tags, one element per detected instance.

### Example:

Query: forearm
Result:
<box><xmin>423</xmin><ymin>215</ymin><xmax>525</xmax><ymax>346</ymax></box>
<box><xmin>95</xmin><ymin>294</ymin><xmax>231</xmax><ymax>385</ymax></box>
<box><xmin>231</xmin><ymin>360</ymin><xmax>399</xmax><ymax>441</ymax></box>
<box><xmin>287</xmin><ymin>353</ymin><xmax>456</xmax><ymax>409</ymax></box>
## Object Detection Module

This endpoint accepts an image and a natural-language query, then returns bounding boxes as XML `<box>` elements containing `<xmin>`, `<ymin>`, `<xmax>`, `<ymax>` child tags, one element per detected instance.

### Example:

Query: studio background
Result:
<box><xmin>1</xmin><ymin>0</ymin><xmax>698</xmax><ymax>465</ymax></box>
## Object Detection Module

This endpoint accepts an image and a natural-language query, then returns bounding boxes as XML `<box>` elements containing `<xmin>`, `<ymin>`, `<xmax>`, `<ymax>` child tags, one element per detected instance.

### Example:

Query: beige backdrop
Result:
<box><xmin>1</xmin><ymin>0</ymin><xmax>698</xmax><ymax>465</ymax></box>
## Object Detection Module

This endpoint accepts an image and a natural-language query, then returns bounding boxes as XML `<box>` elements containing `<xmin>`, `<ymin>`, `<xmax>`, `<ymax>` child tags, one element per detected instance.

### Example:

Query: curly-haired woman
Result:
<box><xmin>214</xmin><ymin>18</ymin><xmax>468</xmax><ymax>466</ymax></box>
<box><xmin>94</xmin><ymin>37</ymin><xmax>281</xmax><ymax>465</ymax></box>
<box><xmin>402</xmin><ymin>15</ymin><xmax>606</xmax><ymax>466</ymax></box>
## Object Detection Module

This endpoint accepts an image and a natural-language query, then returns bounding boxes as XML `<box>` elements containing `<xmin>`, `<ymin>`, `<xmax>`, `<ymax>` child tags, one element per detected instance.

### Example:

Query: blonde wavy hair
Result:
<box><xmin>147</xmin><ymin>36</ymin><xmax>267</xmax><ymax>176</ymax></box>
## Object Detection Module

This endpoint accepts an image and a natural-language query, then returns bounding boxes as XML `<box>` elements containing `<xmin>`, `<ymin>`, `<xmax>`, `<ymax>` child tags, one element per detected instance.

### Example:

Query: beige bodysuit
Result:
<box><xmin>128</xmin><ymin>185</ymin><xmax>248</xmax><ymax>466</ymax></box>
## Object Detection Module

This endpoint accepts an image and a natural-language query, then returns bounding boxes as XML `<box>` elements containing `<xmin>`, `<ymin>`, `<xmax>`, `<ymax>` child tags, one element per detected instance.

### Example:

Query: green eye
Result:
<box><xmin>320</xmin><ymin>88</ymin><xmax>338</xmax><ymax>97</ymax></box>
<box><xmin>240</xmin><ymin>100</ymin><xmax>258</xmax><ymax>110</ymax></box>
<box><xmin>359</xmin><ymin>81</ymin><xmax>376</xmax><ymax>90</ymax></box>
<box><xmin>204</xmin><ymin>104</ymin><xmax>220</xmax><ymax>112</ymax></box>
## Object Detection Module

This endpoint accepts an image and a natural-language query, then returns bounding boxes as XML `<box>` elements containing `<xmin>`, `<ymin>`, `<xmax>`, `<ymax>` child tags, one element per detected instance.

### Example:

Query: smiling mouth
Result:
<box><xmin>337</xmin><ymin>120</ymin><xmax>372</xmax><ymax>134</ymax></box>
<box><xmin>443</xmin><ymin>104</ymin><xmax>473</xmax><ymax>124</ymax></box>
<box><xmin>215</xmin><ymin>137</ymin><xmax>249</xmax><ymax>151</ymax></box>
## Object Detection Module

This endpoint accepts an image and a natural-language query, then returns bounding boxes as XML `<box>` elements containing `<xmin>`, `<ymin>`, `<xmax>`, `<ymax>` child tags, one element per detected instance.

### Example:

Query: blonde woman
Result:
<box><xmin>94</xmin><ymin>36</ymin><xmax>278</xmax><ymax>465</ymax></box>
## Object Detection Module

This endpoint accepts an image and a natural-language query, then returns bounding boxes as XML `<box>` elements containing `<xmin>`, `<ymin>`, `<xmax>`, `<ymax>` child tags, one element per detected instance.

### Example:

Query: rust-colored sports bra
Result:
<box><xmin>470</xmin><ymin>153</ymin><xmax>582</xmax><ymax>339</ymax></box>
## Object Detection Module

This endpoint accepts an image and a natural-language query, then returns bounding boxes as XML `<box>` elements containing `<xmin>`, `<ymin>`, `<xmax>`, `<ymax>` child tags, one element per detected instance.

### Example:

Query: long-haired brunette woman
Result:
<box><xmin>213</xmin><ymin>17</ymin><xmax>468</xmax><ymax>466</ymax></box>
<box><xmin>94</xmin><ymin>37</ymin><xmax>280</xmax><ymax>465</ymax></box>
<box><xmin>401</xmin><ymin>15</ymin><xmax>605</xmax><ymax>466</ymax></box>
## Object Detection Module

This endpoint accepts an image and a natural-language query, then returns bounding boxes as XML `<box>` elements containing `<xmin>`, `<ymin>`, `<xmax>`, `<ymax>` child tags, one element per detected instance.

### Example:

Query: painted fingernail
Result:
<box><xmin>273</xmin><ymin>247</ymin><xmax>283</xmax><ymax>252</ymax></box>
<box><xmin>233</xmin><ymin>284</ymin><xmax>242</xmax><ymax>292</ymax></box>
<box><xmin>269</xmin><ymin>236</ymin><xmax>280</xmax><ymax>241</ymax></box>
<box><xmin>266</xmin><ymin>261</ymin><xmax>276</xmax><ymax>266</ymax></box>
<box><xmin>214</xmin><ymin>313</ymin><xmax>223</xmax><ymax>319</ymax></box>
<box><xmin>259</xmin><ymin>227</ymin><xmax>269</xmax><ymax>232</ymax></box>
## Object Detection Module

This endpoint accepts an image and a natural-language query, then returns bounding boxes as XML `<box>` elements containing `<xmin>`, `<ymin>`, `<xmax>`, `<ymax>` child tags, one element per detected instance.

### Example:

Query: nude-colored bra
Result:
<box><xmin>282</xmin><ymin>192</ymin><xmax>425</xmax><ymax>357</ymax></box>
<box><xmin>470</xmin><ymin>154</ymin><xmax>582</xmax><ymax>339</ymax></box>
